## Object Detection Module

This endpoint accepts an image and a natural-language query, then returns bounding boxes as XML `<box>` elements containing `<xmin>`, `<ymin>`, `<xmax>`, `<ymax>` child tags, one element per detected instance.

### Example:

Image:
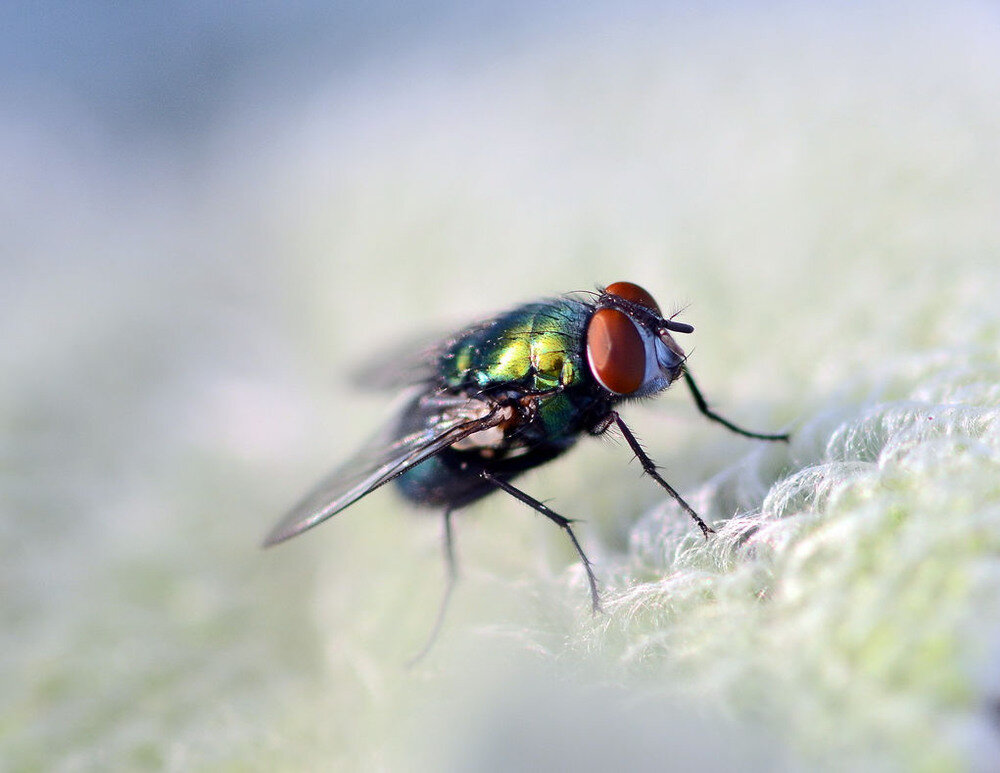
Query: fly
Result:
<box><xmin>264</xmin><ymin>281</ymin><xmax>789</xmax><ymax>654</ymax></box>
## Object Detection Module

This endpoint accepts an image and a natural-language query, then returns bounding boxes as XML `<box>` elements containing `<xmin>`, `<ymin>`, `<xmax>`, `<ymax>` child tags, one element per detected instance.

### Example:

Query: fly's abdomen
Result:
<box><xmin>394</xmin><ymin>453</ymin><xmax>495</xmax><ymax>509</ymax></box>
<box><xmin>395</xmin><ymin>443</ymin><xmax>571</xmax><ymax>509</ymax></box>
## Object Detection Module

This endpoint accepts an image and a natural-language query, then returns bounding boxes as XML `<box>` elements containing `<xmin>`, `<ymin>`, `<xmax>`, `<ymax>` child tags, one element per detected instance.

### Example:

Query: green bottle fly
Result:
<box><xmin>265</xmin><ymin>281</ymin><xmax>789</xmax><ymax>638</ymax></box>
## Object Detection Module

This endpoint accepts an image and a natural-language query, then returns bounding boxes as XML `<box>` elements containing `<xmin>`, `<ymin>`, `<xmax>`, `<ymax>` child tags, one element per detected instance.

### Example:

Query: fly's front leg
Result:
<box><xmin>682</xmin><ymin>370</ymin><xmax>790</xmax><ymax>442</ymax></box>
<box><xmin>479</xmin><ymin>470</ymin><xmax>601</xmax><ymax>613</ymax></box>
<box><xmin>605</xmin><ymin>411</ymin><xmax>715</xmax><ymax>538</ymax></box>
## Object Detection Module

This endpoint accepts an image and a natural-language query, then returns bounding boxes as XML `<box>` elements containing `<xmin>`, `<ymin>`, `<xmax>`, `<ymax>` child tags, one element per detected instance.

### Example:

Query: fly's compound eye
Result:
<box><xmin>586</xmin><ymin>308</ymin><xmax>646</xmax><ymax>395</ymax></box>
<box><xmin>604</xmin><ymin>281</ymin><xmax>661</xmax><ymax>315</ymax></box>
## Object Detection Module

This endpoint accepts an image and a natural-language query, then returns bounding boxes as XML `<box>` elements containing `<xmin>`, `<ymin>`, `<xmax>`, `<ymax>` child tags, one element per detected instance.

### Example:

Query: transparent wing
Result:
<box><xmin>350</xmin><ymin>295</ymin><xmax>588</xmax><ymax>391</ymax></box>
<box><xmin>349</xmin><ymin>321</ymin><xmax>493</xmax><ymax>391</ymax></box>
<box><xmin>351</xmin><ymin>303</ymin><xmax>539</xmax><ymax>391</ymax></box>
<box><xmin>263</xmin><ymin>392</ymin><xmax>502</xmax><ymax>546</ymax></box>
<box><xmin>348</xmin><ymin>331</ymin><xmax>449</xmax><ymax>390</ymax></box>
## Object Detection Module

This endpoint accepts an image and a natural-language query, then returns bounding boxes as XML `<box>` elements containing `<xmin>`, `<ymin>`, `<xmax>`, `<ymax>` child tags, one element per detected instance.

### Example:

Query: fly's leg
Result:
<box><xmin>479</xmin><ymin>470</ymin><xmax>601</xmax><ymax>613</ymax></box>
<box><xmin>608</xmin><ymin>411</ymin><xmax>715</xmax><ymax>538</ymax></box>
<box><xmin>406</xmin><ymin>508</ymin><xmax>457</xmax><ymax>666</ymax></box>
<box><xmin>682</xmin><ymin>370</ymin><xmax>790</xmax><ymax>442</ymax></box>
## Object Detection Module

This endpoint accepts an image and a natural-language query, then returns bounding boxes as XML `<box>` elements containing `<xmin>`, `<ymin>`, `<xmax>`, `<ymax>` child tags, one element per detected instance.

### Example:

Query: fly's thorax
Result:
<box><xmin>585</xmin><ymin>281</ymin><xmax>690</xmax><ymax>400</ymax></box>
<box><xmin>441</xmin><ymin>301</ymin><xmax>589</xmax><ymax>393</ymax></box>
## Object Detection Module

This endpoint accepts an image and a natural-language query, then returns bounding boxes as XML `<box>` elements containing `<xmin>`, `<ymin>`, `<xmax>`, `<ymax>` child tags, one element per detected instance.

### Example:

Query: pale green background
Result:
<box><xmin>4</xmin><ymin>2</ymin><xmax>1000</xmax><ymax>770</ymax></box>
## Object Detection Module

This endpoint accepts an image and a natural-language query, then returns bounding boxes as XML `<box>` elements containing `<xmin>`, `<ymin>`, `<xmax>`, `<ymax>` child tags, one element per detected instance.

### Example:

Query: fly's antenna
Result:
<box><xmin>662</xmin><ymin>319</ymin><xmax>694</xmax><ymax>335</ymax></box>
<box><xmin>663</xmin><ymin>304</ymin><xmax>693</xmax><ymax>334</ymax></box>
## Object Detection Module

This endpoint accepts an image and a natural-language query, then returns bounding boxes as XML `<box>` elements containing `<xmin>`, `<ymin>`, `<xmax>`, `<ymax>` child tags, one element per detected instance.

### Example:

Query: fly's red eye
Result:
<box><xmin>586</xmin><ymin>308</ymin><xmax>646</xmax><ymax>395</ymax></box>
<box><xmin>604</xmin><ymin>281</ymin><xmax>661</xmax><ymax>315</ymax></box>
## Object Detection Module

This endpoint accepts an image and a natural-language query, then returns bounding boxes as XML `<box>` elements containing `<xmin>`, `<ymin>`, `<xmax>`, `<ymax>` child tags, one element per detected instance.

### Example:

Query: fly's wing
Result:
<box><xmin>352</xmin><ymin>295</ymin><xmax>588</xmax><ymax>390</ymax></box>
<box><xmin>349</xmin><ymin>331</ymin><xmax>449</xmax><ymax>390</ymax></box>
<box><xmin>350</xmin><ymin>322</ymin><xmax>492</xmax><ymax>391</ymax></box>
<box><xmin>263</xmin><ymin>392</ymin><xmax>503</xmax><ymax>546</ymax></box>
<box><xmin>351</xmin><ymin>307</ymin><xmax>519</xmax><ymax>391</ymax></box>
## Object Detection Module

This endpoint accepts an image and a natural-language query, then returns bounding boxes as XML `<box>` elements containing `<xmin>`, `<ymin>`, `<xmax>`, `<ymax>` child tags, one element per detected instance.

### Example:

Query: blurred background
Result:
<box><xmin>4</xmin><ymin>1</ymin><xmax>1000</xmax><ymax>769</ymax></box>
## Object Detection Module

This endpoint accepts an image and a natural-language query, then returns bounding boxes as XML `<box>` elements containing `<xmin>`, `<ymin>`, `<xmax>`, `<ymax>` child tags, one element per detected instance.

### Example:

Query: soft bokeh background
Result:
<box><xmin>5</xmin><ymin>1</ymin><xmax>1000</xmax><ymax>770</ymax></box>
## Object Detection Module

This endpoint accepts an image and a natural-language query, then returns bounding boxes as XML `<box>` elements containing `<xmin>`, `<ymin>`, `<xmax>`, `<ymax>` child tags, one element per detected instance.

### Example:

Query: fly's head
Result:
<box><xmin>585</xmin><ymin>281</ymin><xmax>692</xmax><ymax>400</ymax></box>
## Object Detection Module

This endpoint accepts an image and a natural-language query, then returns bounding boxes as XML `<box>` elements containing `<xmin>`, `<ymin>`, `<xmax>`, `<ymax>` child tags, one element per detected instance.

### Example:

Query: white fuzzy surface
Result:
<box><xmin>4</xmin><ymin>3</ymin><xmax>1000</xmax><ymax>771</ymax></box>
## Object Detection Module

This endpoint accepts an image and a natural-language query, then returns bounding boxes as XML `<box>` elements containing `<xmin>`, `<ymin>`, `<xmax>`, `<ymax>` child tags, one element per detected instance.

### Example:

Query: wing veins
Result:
<box><xmin>263</xmin><ymin>401</ymin><xmax>504</xmax><ymax>546</ymax></box>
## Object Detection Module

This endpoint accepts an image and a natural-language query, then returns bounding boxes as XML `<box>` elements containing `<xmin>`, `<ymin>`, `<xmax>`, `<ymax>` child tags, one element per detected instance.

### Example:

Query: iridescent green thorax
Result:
<box><xmin>442</xmin><ymin>299</ymin><xmax>588</xmax><ymax>390</ymax></box>
<box><xmin>440</xmin><ymin>298</ymin><xmax>597</xmax><ymax>438</ymax></box>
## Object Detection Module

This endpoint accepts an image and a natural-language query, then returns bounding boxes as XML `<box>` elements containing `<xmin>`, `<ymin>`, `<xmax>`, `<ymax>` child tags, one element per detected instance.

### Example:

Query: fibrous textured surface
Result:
<box><xmin>4</xmin><ymin>3</ymin><xmax>1000</xmax><ymax>771</ymax></box>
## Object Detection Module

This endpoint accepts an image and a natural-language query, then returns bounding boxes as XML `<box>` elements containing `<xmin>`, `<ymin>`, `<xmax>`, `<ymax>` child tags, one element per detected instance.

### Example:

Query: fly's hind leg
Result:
<box><xmin>479</xmin><ymin>470</ymin><xmax>601</xmax><ymax>613</ymax></box>
<box><xmin>407</xmin><ymin>508</ymin><xmax>457</xmax><ymax>666</ymax></box>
